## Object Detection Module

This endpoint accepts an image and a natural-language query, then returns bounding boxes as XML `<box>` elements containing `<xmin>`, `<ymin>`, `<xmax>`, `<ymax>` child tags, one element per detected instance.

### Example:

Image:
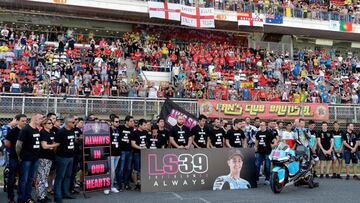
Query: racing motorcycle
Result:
<box><xmin>269</xmin><ymin>142</ymin><xmax>317</xmax><ymax>193</ymax></box>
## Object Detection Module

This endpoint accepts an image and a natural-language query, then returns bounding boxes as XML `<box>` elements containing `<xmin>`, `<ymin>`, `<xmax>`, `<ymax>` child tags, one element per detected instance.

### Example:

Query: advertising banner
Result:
<box><xmin>141</xmin><ymin>148</ymin><xmax>256</xmax><ymax>192</ymax></box>
<box><xmin>198</xmin><ymin>100</ymin><xmax>329</xmax><ymax>120</ymax></box>
<box><xmin>83</xmin><ymin>122</ymin><xmax>111</xmax><ymax>192</ymax></box>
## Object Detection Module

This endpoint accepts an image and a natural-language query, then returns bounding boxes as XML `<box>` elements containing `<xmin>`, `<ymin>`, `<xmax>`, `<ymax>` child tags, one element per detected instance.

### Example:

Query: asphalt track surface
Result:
<box><xmin>1</xmin><ymin>178</ymin><xmax>358</xmax><ymax>203</ymax></box>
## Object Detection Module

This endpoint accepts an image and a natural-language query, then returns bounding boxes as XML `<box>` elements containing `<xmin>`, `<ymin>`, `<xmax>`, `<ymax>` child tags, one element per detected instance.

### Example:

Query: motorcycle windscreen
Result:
<box><xmin>288</xmin><ymin>161</ymin><xmax>300</xmax><ymax>176</ymax></box>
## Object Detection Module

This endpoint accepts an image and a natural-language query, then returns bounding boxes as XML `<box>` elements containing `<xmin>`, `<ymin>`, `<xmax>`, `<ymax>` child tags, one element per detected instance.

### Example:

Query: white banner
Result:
<box><xmin>180</xmin><ymin>5</ymin><xmax>214</xmax><ymax>28</ymax></box>
<box><xmin>329</xmin><ymin>20</ymin><xmax>339</xmax><ymax>31</ymax></box>
<box><xmin>237</xmin><ymin>12</ymin><xmax>264</xmax><ymax>27</ymax></box>
<box><xmin>148</xmin><ymin>1</ymin><xmax>180</xmax><ymax>21</ymax></box>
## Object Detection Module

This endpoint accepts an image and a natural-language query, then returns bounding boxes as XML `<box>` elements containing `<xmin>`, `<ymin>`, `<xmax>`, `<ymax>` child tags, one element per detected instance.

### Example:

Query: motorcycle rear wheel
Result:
<box><xmin>270</xmin><ymin>172</ymin><xmax>284</xmax><ymax>194</ymax></box>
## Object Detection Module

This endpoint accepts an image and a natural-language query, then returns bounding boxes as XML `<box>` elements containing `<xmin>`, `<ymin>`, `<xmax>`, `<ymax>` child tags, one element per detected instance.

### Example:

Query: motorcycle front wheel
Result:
<box><xmin>270</xmin><ymin>172</ymin><xmax>284</xmax><ymax>194</ymax></box>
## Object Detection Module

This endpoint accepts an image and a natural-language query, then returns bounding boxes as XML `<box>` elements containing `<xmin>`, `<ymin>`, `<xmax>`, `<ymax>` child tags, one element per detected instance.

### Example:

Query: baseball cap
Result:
<box><xmin>228</xmin><ymin>149</ymin><xmax>244</xmax><ymax>160</ymax></box>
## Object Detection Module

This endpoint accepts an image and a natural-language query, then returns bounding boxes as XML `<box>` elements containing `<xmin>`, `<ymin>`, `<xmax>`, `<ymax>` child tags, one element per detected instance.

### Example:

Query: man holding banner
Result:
<box><xmin>191</xmin><ymin>115</ymin><xmax>211</xmax><ymax>148</ymax></box>
<box><xmin>208</xmin><ymin>119</ymin><xmax>225</xmax><ymax>148</ymax></box>
<box><xmin>225</xmin><ymin>119</ymin><xmax>247</xmax><ymax>148</ymax></box>
<box><xmin>104</xmin><ymin>116</ymin><xmax>121</xmax><ymax>194</ymax></box>
<box><xmin>169</xmin><ymin>115</ymin><xmax>192</xmax><ymax>149</ymax></box>
<box><xmin>130</xmin><ymin>119</ymin><xmax>150</xmax><ymax>190</ymax></box>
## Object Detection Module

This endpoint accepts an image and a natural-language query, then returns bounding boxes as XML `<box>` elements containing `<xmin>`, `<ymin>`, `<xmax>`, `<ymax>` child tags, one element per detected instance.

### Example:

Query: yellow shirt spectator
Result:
<box><xmin>293</xmin><ymin>92</ymin><xmax>301</xmax><ymax>103</ymax></box>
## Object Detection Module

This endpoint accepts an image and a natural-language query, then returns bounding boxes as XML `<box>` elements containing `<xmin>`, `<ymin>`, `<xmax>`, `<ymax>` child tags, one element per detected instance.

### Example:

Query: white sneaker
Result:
<box><xmin>111</xmin><ymin>187</ymin><xmax>119</xmax><ymax>193</ymax></box>
<box><xmin>104</xmin><ymin>189</ymin><xmax>110</xmax><ymax>195</ymax></box>
<box><xmin>264</xmin><ymin>180</ymin><xmax>270</xmax><ymax>185</ymax></box>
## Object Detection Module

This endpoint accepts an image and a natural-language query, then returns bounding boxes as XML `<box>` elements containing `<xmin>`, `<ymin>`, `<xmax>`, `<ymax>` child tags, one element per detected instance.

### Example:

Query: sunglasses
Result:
<box><xmin>114</xmin><ymin>121</ymin><xmax>119</xmax><ymax>123</ymax></box>
<box><xmin>46</xmin><ymin>122</ymin><xmax>53</xmax><ymax>125</ymax></box>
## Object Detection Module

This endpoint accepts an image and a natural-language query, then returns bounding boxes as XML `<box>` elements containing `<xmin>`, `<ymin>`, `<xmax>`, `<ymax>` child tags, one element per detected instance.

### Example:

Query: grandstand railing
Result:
<box><xmin>141</xmin><ymin>0</ymin><xmax>360</xmax><ymax>24</ymax></box>
<box><xmin>0</xmin><ymin>95</ymin><xmax>360</xmax><ymax>122</ymax></box>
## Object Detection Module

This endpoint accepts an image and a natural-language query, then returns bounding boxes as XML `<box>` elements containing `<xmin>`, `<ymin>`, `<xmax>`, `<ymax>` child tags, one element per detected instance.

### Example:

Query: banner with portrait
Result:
<box><xmin>141</xmin><ymin>148</ymin><xmax>256</xmax><ymax>192</ymax></box>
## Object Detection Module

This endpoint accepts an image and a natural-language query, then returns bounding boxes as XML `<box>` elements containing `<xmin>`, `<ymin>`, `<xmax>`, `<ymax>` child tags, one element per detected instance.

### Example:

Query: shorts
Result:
<box><xmin>343</xmin><ymin>150</ymin><xmax>358</xmax><ymax>165</ymax></box>
<box><xmin>332</xmin><ymin>151</ymin><xmax>343</xmax><ymax>160</ymax></box>
<box><xmin>318</xmin><ymin>150</ymin><xmax>333</xmax><ymax>161</ymax></box>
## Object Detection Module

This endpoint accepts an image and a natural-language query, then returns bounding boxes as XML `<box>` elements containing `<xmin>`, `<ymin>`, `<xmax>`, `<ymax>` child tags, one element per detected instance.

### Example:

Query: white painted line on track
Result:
<box><xmin>171</xmin><ymin>192</ymin><xmax>184</xmax><ymax>200</ymax></box>
<box><xmin>199</xmin><ymin>197</ymin><xmax>211</xmax><ymax>203</ymax></box>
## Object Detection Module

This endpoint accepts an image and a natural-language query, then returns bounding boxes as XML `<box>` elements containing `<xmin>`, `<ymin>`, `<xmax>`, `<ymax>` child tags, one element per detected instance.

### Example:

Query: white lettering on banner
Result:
<box><xmin>153</xmin><ymin>179</ymin><xmax>206</xmax><ymax>187</ymax></box>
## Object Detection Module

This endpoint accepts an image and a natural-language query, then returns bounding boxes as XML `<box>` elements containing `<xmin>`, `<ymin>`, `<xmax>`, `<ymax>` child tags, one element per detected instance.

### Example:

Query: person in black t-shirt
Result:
<box><xmin>191</xmin><ymin>114</ymin><xmax>211</xmax><ymax>148</ymax></box>
<box><xmin>70</xmin><ymin>117</ymin><xmax>84</xmax><ymax>194</ymax></box>
<box><xmin>36</xmin><ymin>118</ymin><xmax>59</xmax><ymax>203</ymax></box>
<box><xmin>342</xmin><ymin>123</ymin><xmax>359</xmax><ymax>180</ymax></box>
<box><xmin>255</xmin><ymin>121</ymin><xmax>276</xmax><ymax>184</ymax></box>
<box><xmin>208</xmin><ymin>118</ymin><xmax>225</xmax><ymax>148</ymax></box>
<box><xmin>157</xmin><ymin>118</ymin><xmax>169</xmax><ymax>148</ymax></box>
<box><xmin>225</xmin><ymin>119</ymin><xmax>247</xmax><ymax>148</ymax></box>
<box><xmin>16</xmin><ymin>113</ymin><xmax>43</xmax><ymax>203</ymax></box>
<box><xmin>316</xmin><ymin>122</ymin><xmax>334</xmax><ymax>178</ymax></box>
<box><xmin>131</xmin><ymin>119</ymin><xmax>150</xmax><ymax>190</ymax></box>
<box><xmin>45</xmin><ymin>113</ymin><xmax>58</xmax><ymax>194</ymax></box>
<box><xmin>268</xmin><ymin>120</ymin><xmax>280</xmax><ymax>143</ymax></box>
<box><xmin>53</xmin><ymin>115</ymin><xmax>77</xmax><ymax>202</ymax></box>
<box><xmin>117</xmin><ymin>115</ymin><xmax>135</xmax><ymax>191</ymax></box>
<box><xmin>169</xmin><ymin>115</ymin><xmax>192</xmax><ymax>149</ymax></box>
<box><xmin>105</xmin><ymin>116</ymin><xmax>121</xmax><ymax>194</ymax></box>
<box><xmin>148</xmin><ymin>125</ymin><xmax>166</xmax><ymax>149</ymax></box>
<box><xmin>4</xmin><ymin>114</ymin><xmax>27</xmax><ymax>203</ymax></box>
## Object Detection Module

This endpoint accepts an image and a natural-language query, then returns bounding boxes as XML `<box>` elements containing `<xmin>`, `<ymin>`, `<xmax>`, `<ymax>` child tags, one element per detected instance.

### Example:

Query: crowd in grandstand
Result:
<box><xmin>1</xmin><ymin>113</ymin><xmax>359</xmax><ymax>203</ymax></box>
<box><xmin>1</xmin><ymin>25</ymin><xmax>360</xmax><ymax>103</ymax></box>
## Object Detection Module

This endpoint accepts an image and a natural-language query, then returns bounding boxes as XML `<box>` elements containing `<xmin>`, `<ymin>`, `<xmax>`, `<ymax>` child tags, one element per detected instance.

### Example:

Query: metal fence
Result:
<box><xmin>1</xmin><ymin>95</ymin><xmax>360</xmax><ymax>123</ymax></box>
<box><xmin>0</xmin><ymin>95</ymin><xmax>198</xmax><ymax>119</ymax></box>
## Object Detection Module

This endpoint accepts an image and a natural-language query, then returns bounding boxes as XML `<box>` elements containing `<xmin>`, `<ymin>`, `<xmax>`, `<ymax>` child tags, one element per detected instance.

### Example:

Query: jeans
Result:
<box><xmin>18</xmin><ymin>159</ymin><xmax>39</xmax><ymax>201</ymax></box>
<box><xmin>54</xmin><ymin>156</ymin><xmax>73</xmax><ymax>200</ymax></box>
<box><xmin>70</xmin><ymin>154</ymin><xmax>81</xmax><ymax>191</ymax></box>
<box><xmin>256</xmin><ymin>153</ymin><xmax>271</xmax><ymax>181</ymax></box>
<box><xmin>110</xmin><ymin>156</ymin><xmax>120</xmax><ymax>188</ymax></box>
<box><xmin>117</xmin><ymin>151</ymin><xmax>132</xmax><ymax>186</ymax></box>
<box><xmin>7</xmin><ymin>159</ymin><xmax>18</xmax><ymax>200</ymax></box>
<box><xmin>133</xmin><ymin>153</ymin><xmax>140</xmax><ymax>173</ymax></box>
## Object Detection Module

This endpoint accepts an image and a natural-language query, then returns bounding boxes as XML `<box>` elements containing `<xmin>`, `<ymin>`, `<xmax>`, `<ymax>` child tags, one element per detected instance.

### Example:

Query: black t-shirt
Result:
<box><xmin>55</xmin><ymin>127</ymin><xmax>75</xmax><ymax>158</ymax></box>
<box><xmin>110</xmin><ymin>127</ymin><xmax>121</xmax><ymax>156</ymax></box>
<box><xmin>118</xmin><ymin>125</ymin><xmax>134</xmax><ymax>151</ymax></box>
<box><xmin>3</xmin><ymin>82</ymin><xmax>11</xmax><ymax>92</ymax></box>
<box><xmin>269</xmin><ymin>128</ymin><xmax>279</xmax><ymax>139</ymax></box>
<box><xmin>39</xmin><ymin>129</ymin><xmax>56</xmax><ymax>160</ymax></box>
<box><xmin>130</xmin><ymin>130</ymin><xmax>149</xmax><ymax>153</ymax></box>
<box><xmin>225</xmin><ymin>128</ymin><xmax>246</xmax><ymax>148</ymax></box>
<box><xmin>5</xmin><ymin>127</ymin><xmax>21</xmax><ymax>160</ymax></box>
<box><xmin>210</xmin><ymin>128</ymin><xmax>225</xmax><ymax>148</ymax></box>
<box><xmin>158</xmin><ymin>129</ymin><xmax>169</xmax><ymax>148</ymax></box>
<box><xmin>191</xmin><ymin>125</ymin><xmax>210</xmax><ymax>148</ymax></box>
<box><xmin>169</xmin><ymin>125</ymin><xmax>191</xmax><ymax>147</ymax></box>
<box><xmin>255</xmin><ymin>130</ymin><xmax>274</xmax><ymax>155</ymax></box>
<box><xmin>73</xmin><ymin>127</ymin><xmax>82</xmax><ymax>155</ymax></box>
<box><xmin>148</xmin><ymin>135</ymin><xmax>166</xmax><ymax>149</ymax></box>
<box><xmin>18</xmin><ymin>125</ymin><xmax>41</xmax><ymax>161</ymax></box>
<box><xmin>59</xmin><ymin>82</ymin><xmax>68</xmax><ymax>93</ymax></box>
<box><xmin>342</xmin><ymin>131</ymin><xmax>357</xmax><ymax>151</ymax></box>
<box><xmin>316</xmin><ymin>130</ymin><xmax>333</xmax><ymax>151</ymax></box>
<box><xmin>51</xmin><ymin>126</ymin><xmax>59</xmax><ymax>135</ymax></box>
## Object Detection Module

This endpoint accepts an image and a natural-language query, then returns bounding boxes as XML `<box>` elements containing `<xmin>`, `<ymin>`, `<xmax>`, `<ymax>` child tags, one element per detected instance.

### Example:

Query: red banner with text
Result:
<box><xmin>198</xmin><ymin>100</ymin><xmax>329</xmax><ymax>120</ymax></box>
